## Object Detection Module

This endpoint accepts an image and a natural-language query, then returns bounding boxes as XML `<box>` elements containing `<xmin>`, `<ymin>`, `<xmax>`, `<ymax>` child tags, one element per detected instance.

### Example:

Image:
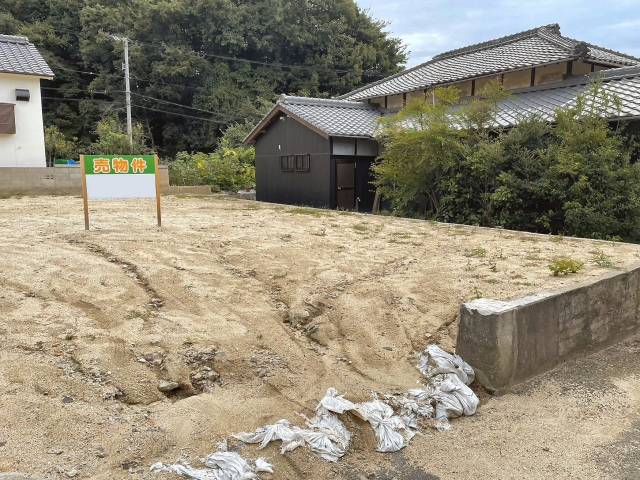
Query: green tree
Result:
<box><xmin>542</xmin><ymin>84</ymin><xmax>640</xmax><ymax>239</ymax></box>
<box><xmin>374</xmin><ymin>82</ymin><xmax>640</xmax><ymax>241</ymax></box>
<box><xmin>90</xmin><ymin>117</ymin><xmax>150</xmax><ymax>155</ymax></box>
<box><xmin>44</xmin><ymin>125</ymin><xmax>78</xmax><ymax>163</ymax></box>
<box><xmin>2</xmin><ymin>0</ymin><xmax>406</xmax><ymax>157</ymax></box>
<box><xmin>372</xmin><ymin>87</ymin><xmax>464</xmax><ymax>217</ymax></box>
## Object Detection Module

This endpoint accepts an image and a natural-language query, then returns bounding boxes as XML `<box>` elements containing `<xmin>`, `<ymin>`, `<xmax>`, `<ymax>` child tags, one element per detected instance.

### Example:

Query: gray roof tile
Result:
<box><xmin>280</xmin><ymin>96</ymin><xmax>380</xmax><ymax>137</ymax></box>
<box><xmin>0</xmin><ymin>34</ymin><xmax>54</xmax><ymax>78</ymax></box>
<box><xmin>244</xmin><ymin>95</ymin><xmax>381</xmax><ymax>142</ymax></box>
<box><xmin>492</xmin><ymin>66</ymin><xmax>640</xmax><ymax>127</ymax></box>
<box><xmin>340</xmin><ymin>24</ymin><xmax>638</xmax><ymax>101</ymax></box>
<box><xmin>246</xmin><ymin>67</ymin><xmax>640</xmax><ymax>143</ymax></box>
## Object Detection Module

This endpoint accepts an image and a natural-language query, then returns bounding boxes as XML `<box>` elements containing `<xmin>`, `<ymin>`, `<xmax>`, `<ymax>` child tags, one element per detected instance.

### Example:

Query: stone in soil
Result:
<box><xmin>158</xmin><ymin>380</ymin><xmax>180</xmax><ymax>392</ymax></box>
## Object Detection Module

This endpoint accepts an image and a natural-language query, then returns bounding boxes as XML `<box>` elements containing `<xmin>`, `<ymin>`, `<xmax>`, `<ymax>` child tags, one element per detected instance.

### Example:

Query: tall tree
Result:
<box><xmin>2</xmin><ymin>0</ymin><xmax>406</xmax><ymax>156</ymax></box>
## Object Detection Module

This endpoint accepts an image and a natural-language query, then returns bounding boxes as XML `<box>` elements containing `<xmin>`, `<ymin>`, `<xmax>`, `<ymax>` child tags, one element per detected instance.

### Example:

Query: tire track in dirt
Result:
<box><xmin>67</xmin><ymin>239</ymin><xmax>165</xmax><ymax>318</ymax></box>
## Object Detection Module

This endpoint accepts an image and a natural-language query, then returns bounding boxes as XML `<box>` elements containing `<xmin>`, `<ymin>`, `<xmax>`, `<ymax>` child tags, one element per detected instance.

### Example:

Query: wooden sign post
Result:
<box><xmin>80</xmin><ymin>154</ymin><xmax>162</xmax><ymax>230</ymax></box>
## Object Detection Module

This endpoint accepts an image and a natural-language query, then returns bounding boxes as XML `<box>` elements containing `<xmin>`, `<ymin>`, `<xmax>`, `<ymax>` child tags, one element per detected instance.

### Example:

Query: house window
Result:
<box><xmin>295</xmin><ymin>154</ymin><xmax>310</xmax><ymax>172</ymax></box>
<box><xmin>280</xmin><ymin>155</ymin><xmax>294</xmax><ymax>172</ymax></box>
<box><xmin>281</xmin><ymin>154</ymin><xmax>310</xmax><ymax>172</ymax></box>
<box><xmin>0</xmin><ymin>103</ymin><xmax>16</xmax><ymax>134</ymax></box>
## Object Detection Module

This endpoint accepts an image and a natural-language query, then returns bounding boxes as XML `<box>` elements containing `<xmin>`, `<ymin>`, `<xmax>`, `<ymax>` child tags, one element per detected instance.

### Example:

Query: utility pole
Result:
<box><xmin>110</xmin><ymin>34</ymin><xmax>133</xmax><ymax>147</ymax></box>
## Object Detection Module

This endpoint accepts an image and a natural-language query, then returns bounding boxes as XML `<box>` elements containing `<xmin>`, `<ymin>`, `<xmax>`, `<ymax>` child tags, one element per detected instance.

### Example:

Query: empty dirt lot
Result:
<box><xmin>1</xmin><ymin>195</ymin><xmax>640</xmax><ymax>479</ymax></box>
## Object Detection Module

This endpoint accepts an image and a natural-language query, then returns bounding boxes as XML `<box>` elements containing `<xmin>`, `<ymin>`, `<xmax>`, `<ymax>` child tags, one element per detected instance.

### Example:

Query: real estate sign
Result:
<box><xmin>80</xmin><ymin>154</ymin><xmax>162</xmax><ymax>229</ymax></box>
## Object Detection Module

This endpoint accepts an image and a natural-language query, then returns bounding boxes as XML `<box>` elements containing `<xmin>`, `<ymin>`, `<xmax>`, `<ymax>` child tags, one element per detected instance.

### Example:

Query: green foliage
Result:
<box><xmin>4</xmin><ymin>1</ymin><xmax>406</xmax><ymax>157</ymax></box>
<box><xmin>548</xmin><ymin>257</ymin><xmax>584</xmax><ymax>276</ymax></box>
<box><xmin>373</xmin><ymin>87</ymin><xmax>465</xmax><ymax>217</ymax></box>
<box><xmin>287</xmin><ymin>207</ymin><xmax>331</xmax><ymax>217</ymax></box>
<box><xmin>218</xmin><ymin>121</ymin><xmax>258</xmax><ymax>150</ymax></box>
<box><xmin>374</xmin><ymin>82</ymin><xmax>640</xmax><ymax>241</ymax></box>
<box><xmin>590</xmin><ymin>250</ymin><xmax>616</xmax><ymax>268</ymax></box>
<box><xmin>90</xmin><ymin>117</ymin><xmax>150</xmax><ymax>155</ymax></box>
<box><xmin>464</xmin><ymin>247</ymin><xmax>487</xmax><ymax>258</ymax></box>
<box><xmin>169</xmin><ymin>146</ymin><xmax>255</xmax><ymax>192</ymax></box>
<box><xmin>44</xmin><ymin>125</ymin><xmax>77</xmax><ymax>162</ymax></box>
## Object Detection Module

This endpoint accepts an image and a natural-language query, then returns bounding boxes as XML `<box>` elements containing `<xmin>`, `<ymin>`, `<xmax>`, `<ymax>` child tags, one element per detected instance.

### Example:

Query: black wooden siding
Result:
<box><xmin>255</xmin><ymin>115</ymin><xmax>332</xmax><ymax>207</ymax></box>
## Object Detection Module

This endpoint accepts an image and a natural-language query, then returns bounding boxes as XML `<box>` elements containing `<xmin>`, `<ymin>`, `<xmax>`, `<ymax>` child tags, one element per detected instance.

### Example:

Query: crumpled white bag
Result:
<box><xmin>417</xmin><ymin>345</ymin><xmax>475</xmax><ymax>385</ymax></box>
<box><xmin>386</xmin><ymin>392</ymin><xmax>435</xmax><ymax>430</ymax></box>
<box><xmin>234</xmin><ymin>388</ymin><xmax>354</xmax><ymax>462</ymax></box>
<box><xmin>254</xmin><ymin>458</ymin><xmax>273</xmax><ymax>474</ymax></box>
<box><xmin>151</xmin><ymin>441</ymin><xmax>272</xmax><ymax>480</ymax></box>
<box><xmin>233</xmin><ymin>419</ymin><xmax>306</xmax><ymax>454</ymax></box>
<box><xmin>353</xmin><ymin>399</ymin><xmax>415</xmax><ymax>452</ymax></box>
<box><xmin>410</xmin><ymin>345</ymin><xmax>480</xmax><ymax>431</ymax></box>
<box><xmin>317</xmin><ymin>387</ymin><xmax>357</xmax><ymax>414</ymax></box>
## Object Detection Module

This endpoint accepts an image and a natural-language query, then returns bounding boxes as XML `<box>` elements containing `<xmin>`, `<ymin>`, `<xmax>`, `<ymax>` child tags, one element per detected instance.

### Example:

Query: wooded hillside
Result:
<box><xmin>1</xmin><ymin>0</ymin><xmax>405</xmax><ymax>156</ymax></box>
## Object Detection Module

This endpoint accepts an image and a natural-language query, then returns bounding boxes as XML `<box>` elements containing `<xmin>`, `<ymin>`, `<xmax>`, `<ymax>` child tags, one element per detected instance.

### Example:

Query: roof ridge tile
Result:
<box><xmin>432</xmin><ymin>24</ymin><xmax>561</xmax><ymax>60</ymax></box>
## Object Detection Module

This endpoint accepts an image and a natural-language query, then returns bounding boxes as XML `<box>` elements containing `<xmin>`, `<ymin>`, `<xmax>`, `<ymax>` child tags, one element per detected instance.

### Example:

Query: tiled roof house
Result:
<box><xmin>0</xmin><ymin>34</ymin><xmax>54</xmax><ymax>167</ymax></box>
<box><xmin>245</xmin><ymin>24</ymin><xmax>640</xmax><ymax>210</ymax></box>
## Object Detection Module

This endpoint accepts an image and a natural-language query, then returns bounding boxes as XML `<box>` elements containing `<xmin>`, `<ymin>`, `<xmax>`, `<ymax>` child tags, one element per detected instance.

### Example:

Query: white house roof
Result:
<box><xmin>0</xmin><ymin>34</ymin><xmax>54</xmax><ymax>78</ymax></box>
<box><xmin>339</xmin><ymin>24</ymin><xmax>639</xmax><ymax>101</ymax></box>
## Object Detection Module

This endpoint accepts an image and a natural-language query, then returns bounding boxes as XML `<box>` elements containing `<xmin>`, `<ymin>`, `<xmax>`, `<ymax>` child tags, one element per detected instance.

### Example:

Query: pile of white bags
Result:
<box><xmin>151</xmin><ymin>345</ymin><xmax>480</xmax><ymax>478</ymax></box>
<box><xmin>151</xmin><ymin>441</ymin><xmax>273</xmax><ymax>480</ymax></box>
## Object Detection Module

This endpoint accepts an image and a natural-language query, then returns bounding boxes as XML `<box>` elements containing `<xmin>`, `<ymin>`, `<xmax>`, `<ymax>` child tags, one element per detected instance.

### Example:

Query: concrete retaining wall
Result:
<box><xmin>0</xmin><ymin>166</ymin><xmax>169</xmax><ymax>196</ymax></box>
<box><xmin>457</xmin><ymin>264</ymin><xmax>640</xmax><ymax>391</ymax></box>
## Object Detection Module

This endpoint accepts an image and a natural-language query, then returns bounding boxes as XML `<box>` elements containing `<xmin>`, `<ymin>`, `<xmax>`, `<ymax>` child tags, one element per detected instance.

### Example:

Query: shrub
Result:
<box><xmin>45</xmin><ymin>126</ymin><xmax>77</xmax><ymax>162</ymax></box>
<box><xmin>590</xmin><ymin>250</ymin><xmax>615</xmax><ymax>268</ymax></box>
<box><xmin>374</xmin><ymin>83</ymin><xmax>640</xmax><ymax>242</ymax></box>
<box><xmin>548</xmin><ymin>257</ymin><xmax>584</xmax><ymax>276</ymax></box>
<box><xmin>169</xmin><ymin>147</ymin><xmax>255</xmax><ymax>191</ymax></box>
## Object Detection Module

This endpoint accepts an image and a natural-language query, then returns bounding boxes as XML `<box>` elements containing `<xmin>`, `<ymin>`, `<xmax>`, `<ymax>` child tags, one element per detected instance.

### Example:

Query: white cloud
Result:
<box><xmin>356</xmin><ymin>0</ymin><xmax>639</xmax><ymax>66</ymax></box>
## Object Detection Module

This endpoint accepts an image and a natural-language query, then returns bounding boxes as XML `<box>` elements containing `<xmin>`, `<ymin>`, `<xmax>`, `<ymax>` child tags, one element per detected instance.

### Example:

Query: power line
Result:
<box><xmin>129</xmin><ymin>92</ymin><xmax>231</xmax><ymax>117</ymax></box>
<box><xmin>129</xmin><ymin>38</ymin><xmax>357</xmax><ymax>75</ymax></box>
<box><xmin>42</xmin><ymin>85</ymin><xmax>247</xmax><ymax>120</ymax></box>
<box><xmin>130</xmin><ymin>104</ymin><xmax>230</xmax><ymax>123</ymax></box>
<box><xmin>29</xmin><ymin>24</ymin><xmax>390</xmax><ymax>78</ymax></box>
<box><xmin>42</xmin><ymin>95</ymin><xmax>228</xmax><ymax>124</ymax></box>
<box><xmin>42</xmin><ymin>96</ymin><xmax>123</xmax><ymax>104</ymax></box>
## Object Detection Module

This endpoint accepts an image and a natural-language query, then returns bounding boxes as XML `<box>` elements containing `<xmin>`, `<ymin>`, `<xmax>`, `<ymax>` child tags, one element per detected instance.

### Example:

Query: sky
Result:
<box><xmin>356</xmin><ymin>0</ymin><xmax>640</xmax><ymax>67</ymax></box>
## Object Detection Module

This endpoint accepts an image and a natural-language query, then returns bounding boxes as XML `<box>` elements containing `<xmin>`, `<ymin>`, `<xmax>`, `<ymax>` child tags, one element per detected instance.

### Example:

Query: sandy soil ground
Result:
<box><xmin>1</xmin><ymin>194</ymin><xmax>639</xmax><ymax>480</ymax></box>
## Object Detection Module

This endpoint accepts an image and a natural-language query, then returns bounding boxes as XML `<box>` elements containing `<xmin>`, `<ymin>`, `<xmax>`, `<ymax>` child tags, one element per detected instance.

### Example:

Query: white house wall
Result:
<box><xmin>0</xmin><ymin>73</ymin><xmax>46</xmax><ymax>167</ymax></box>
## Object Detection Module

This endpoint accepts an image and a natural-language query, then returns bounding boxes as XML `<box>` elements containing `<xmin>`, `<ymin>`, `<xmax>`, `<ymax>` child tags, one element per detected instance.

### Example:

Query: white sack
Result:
<box><xmin>417</xmin><ymin>345</ymin><xmax>475</xmax><ymax>385</ymax></box>
<box><xmin>151</xmin><ymin>442</ymin><xmax>269</xmax><ymax>480</ymax></box>
<box><xmin>233</xmin><ymin>419</ymin><xmax>305</xmax><ymax>453</ymax></box>
<box><xmin>254</xmin><ymin>459</ymin><xmax>273</xmax><ymax>474</ymax></box>
<box><xmin>387</xmin><ymin>393</ymin><xmax>435</xmax><ymax>430</ymax></box>
<box><xmin>353</xmin><ymin>399</ymin><xmax>415</xmax><ymax>453</ymax></box>
<box><xmin>234</xmin><ymin>388</ymin><xmax>354</xmax><ymax>462</ymax></box>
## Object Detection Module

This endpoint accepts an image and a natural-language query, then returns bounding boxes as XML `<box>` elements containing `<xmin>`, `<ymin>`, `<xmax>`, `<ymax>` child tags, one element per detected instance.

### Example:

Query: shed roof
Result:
<box><xmin>339</xmin><ymin>24</ymin><xmax>639</xmax><ymax>101</ymax></box>
<box><xmin>0</xmin><ymin>34</ymin><xmax>54</xmax><ymax>78</ymax></box>
<box><xmin>244</xmin><ymin>95</ymin><xmax>381</xmax><ymax>143</ymax></box>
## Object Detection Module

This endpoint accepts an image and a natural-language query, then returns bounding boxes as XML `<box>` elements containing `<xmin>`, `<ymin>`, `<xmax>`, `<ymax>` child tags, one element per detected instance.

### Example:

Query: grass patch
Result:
<box><xmin>287</xmin><ymin>207</ymin><xmax>331</xmax><ymax>217</ymax></box>
<box><xmin>548</xmin><ymin>257</ymin><xmax>584</xmax><ymax>276</ymax></box>
<box><xmin>590</xmin><ymin>250</ymin><xmax>616</xmax><ymax>268</ymax></box>
<box><xmin>352</xmin><ymin>223</ymin><xmax>369</xmax><ymax>234</ymax></box>
<box><xmin>464</xmin><ymin>247</ymin><xmax>487</xmax><ymax>258</ymax></box>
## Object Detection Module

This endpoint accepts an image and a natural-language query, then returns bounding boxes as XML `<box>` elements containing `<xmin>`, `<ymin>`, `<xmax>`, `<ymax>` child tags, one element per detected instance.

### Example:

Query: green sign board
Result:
<box><xmin>83</xmin><ymin>155</ymin><xmax>156</xmax><ymax>175</ymax></box>
<box><xmin>80</xmin><ymin>153</ymin><xmax>161</xmax><ymax>229</ymax></box>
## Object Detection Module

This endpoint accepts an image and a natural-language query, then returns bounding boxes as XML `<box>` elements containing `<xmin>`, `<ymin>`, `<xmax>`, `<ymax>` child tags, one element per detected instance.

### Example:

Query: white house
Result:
<box><xmin>0</xmin><ymin>34</ymin><xmax>54</xmax><ymax>167</ymax></box>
